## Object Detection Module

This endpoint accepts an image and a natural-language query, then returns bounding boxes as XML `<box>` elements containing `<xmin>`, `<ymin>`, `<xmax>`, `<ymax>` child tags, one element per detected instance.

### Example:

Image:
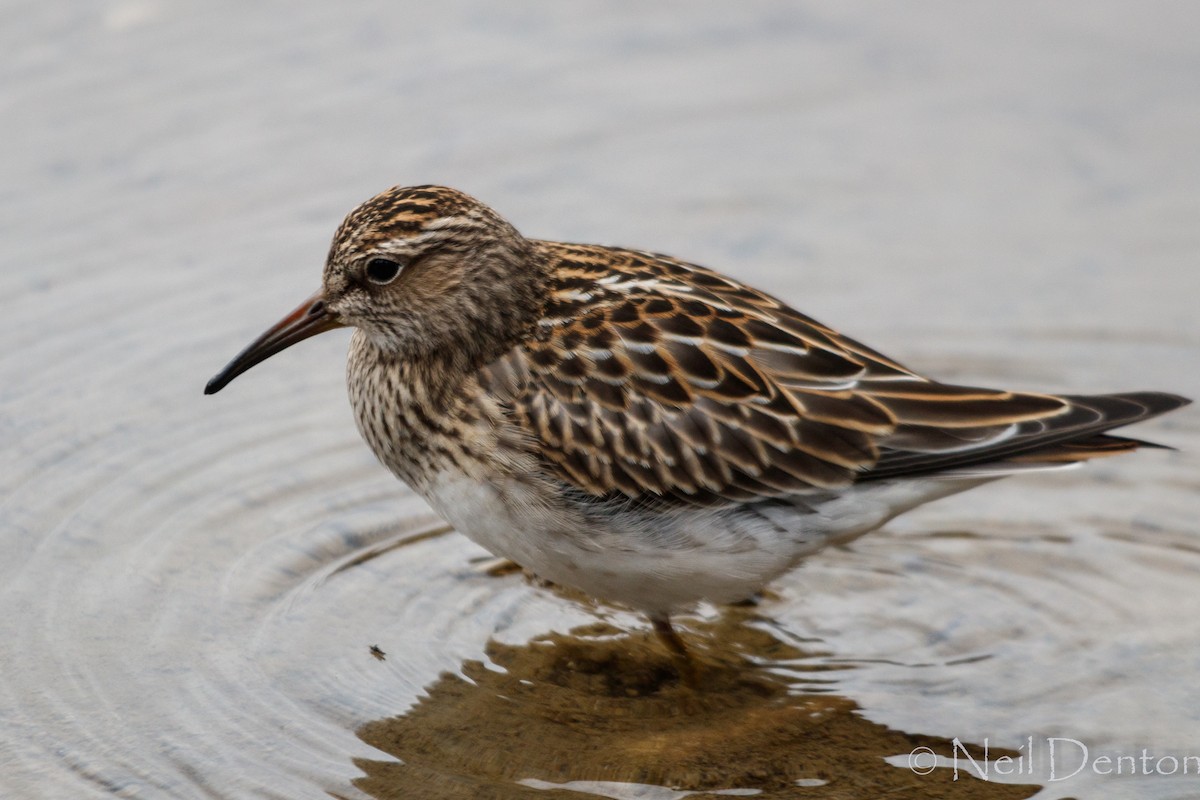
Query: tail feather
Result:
<box><xmin>863</xmin><ymin>391</ymin><xmax>1190</xmax><ymax>481</ymax></box>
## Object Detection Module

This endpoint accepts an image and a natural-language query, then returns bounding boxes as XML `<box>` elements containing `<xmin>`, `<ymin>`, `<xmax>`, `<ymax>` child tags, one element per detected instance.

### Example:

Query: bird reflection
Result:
<box><xmin>351</xmin><ymin>609</ymin><xmax>1039</xmax><ymax>799</ymax></box>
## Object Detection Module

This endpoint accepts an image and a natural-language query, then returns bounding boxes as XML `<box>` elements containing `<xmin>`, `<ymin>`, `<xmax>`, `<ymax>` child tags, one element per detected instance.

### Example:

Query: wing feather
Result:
<box><xmin>473</xmin><ymin>243</ymin><xmax>1189</xmax><ymax>506</ymax></box>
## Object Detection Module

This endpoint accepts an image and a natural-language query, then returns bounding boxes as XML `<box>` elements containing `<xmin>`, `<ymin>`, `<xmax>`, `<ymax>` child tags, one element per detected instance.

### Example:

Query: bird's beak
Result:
<box><xmin>204</xmin><ymin>290</ymin><xmax>345</xmax><ymax>395</ymax></box>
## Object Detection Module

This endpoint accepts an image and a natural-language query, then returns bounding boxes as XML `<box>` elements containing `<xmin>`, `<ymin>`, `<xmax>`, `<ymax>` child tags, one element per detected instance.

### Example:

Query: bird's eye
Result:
<box><xmin>365</xmin><ymin>258</ymin><xmax>403</xmax><ymax>284</ymax></box>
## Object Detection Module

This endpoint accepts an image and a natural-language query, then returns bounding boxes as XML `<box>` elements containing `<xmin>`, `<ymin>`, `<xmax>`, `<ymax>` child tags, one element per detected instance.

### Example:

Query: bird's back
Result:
<box><xmin>477</xmin><ymin>241</ymin><xmax>1189</xmax><ymax>512</ymax></box>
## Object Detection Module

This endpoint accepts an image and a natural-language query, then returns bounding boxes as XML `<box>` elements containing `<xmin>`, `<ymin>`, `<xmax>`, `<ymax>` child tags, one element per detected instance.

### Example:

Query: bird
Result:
<box><xmin>206</xmin><ymin>184</ymin><xmax>1190</xmax><ymax>682</ymax></box>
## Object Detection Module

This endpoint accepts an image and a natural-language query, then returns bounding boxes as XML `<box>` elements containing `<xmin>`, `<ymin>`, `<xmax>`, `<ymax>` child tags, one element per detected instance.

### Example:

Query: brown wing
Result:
<box><xmin>478</xmin><ymin>243</ymin><xmax>1183</xmax><ymax>506</ymax></box>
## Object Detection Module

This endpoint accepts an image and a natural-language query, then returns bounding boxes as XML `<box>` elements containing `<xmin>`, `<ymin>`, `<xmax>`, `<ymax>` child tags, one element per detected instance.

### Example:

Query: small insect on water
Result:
<box><xmin>369</xmin><ymin>645</ymin><xmax>386</xmax><ymax>662</ymax></box>
<box><xmin>206</xmin><ymin>184</ymin><xmax>1191</xmax><ymax>686</ymax></box>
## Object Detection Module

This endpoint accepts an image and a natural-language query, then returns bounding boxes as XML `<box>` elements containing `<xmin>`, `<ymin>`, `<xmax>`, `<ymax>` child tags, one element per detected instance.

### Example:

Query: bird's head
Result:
<box><xmin>205</xmin><ymin>185</ymin><xmax>545</xmax><ymax>395</ymax></box>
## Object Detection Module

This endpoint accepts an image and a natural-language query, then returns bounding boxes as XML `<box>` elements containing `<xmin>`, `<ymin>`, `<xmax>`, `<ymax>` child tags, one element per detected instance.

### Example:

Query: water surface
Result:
<box><xmin>2</xmin><ymin>2</ymin><xmax>1199</xmax><ymax>798</ymax></box>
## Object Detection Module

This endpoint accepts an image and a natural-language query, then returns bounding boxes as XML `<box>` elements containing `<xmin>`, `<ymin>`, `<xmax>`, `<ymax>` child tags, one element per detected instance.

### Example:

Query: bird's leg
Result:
<box><xmin>476</xmin><ymin>557</ymin><xmax>524</xmax><ymax>577</ymax></box>
<box><xmin>650</xmin><ymin>614</ymin><xmax>698</xmax><ymax>689</ymax></box>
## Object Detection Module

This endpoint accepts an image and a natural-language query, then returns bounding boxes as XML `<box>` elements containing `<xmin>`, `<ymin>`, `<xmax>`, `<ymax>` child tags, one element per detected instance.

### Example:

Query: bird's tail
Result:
<box><xmin>865</xmin><ymin>391</ymin><xmax>1191</xmax><ymax>480</ymax></box>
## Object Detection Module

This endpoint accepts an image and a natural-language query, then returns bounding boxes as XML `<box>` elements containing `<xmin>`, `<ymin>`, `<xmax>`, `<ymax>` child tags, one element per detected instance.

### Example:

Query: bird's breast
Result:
<box><xmin>346</xmin><ymin>338</ymin><xmax>469</xmax><ymax>485</ymax></box>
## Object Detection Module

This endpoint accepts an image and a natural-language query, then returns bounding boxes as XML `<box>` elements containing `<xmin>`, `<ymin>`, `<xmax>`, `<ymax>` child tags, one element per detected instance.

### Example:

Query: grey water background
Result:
<box><xmin>3</xmin><ymin>1</ymin><xmax>1199</xmax><ymax>798</ymax></box>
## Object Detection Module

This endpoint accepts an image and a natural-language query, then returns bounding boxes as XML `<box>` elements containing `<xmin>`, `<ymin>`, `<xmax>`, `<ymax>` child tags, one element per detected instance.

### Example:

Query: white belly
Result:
<box><xmin>420</xmin><ymin>470</ymin><xmax>803</xmax><ymax>614</ymax></box>
<box><xmin>419</xmin><ymin>467</ymin><xmax>992</xmax><ymax>614</ymax></box>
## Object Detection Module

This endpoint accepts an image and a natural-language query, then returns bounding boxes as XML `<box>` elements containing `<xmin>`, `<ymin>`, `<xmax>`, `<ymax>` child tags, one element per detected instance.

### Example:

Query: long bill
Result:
<box><xmin>204</xmin><ymin>290</ymin><xmax>344</xmax><ymax>395</ymax></box>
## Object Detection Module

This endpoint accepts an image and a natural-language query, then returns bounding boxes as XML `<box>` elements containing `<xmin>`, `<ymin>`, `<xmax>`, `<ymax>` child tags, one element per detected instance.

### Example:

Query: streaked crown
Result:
<box><xmin>322</xmin><ymin>185</ymin><xmax>548</xmax><ymax>364</ymax></box>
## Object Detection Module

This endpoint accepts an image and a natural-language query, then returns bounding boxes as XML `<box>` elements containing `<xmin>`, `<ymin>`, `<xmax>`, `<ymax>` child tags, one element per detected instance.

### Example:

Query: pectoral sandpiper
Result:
<box><xmin>206</xmin><ymin>185</ymin><xmax>1190</xmax><ymax>682</ymax></box>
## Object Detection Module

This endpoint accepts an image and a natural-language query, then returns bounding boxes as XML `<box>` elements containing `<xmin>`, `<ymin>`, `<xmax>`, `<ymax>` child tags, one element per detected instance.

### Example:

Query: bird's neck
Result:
<box><xmin>348</xmin><ymin>329</ymin><xmax>479</xmax><ymax>411</ymax></box>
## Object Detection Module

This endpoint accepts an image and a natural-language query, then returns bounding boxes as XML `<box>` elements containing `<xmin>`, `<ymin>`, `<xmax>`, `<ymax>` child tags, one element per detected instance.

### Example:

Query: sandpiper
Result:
<box><xmin>206</xmin><ymin>185</ymin><xmax>1189</xmax><ymax>680</ymax></box>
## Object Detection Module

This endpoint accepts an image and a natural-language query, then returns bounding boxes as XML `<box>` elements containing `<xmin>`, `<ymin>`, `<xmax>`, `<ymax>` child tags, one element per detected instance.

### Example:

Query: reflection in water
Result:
<box><xmin>353</xmin><ymin>613</ymin><xmax>1040</xmax><ymax>800</ymax></box>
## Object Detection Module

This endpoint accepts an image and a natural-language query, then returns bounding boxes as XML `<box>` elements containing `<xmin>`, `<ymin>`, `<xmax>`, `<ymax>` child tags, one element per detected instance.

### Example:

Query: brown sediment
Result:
<box><xmin>353</xmin><ymin>614</ymin><xmax>1039</xmax><ymax>800</ymax></box>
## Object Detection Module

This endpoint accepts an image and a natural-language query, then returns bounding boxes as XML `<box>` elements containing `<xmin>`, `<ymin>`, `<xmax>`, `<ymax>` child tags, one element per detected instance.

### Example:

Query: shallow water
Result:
<box><xmin>3</xmin><ymin>2</ymin><xmax>1199</xmax><ymax>799</ymax></box>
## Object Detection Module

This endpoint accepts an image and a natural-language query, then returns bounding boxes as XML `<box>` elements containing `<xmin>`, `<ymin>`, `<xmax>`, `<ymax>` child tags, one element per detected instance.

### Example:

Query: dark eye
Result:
<box><xmin>365</xmin><ymin>258</ymin><xmax>403</xmax><ymax>284</ymax></box>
